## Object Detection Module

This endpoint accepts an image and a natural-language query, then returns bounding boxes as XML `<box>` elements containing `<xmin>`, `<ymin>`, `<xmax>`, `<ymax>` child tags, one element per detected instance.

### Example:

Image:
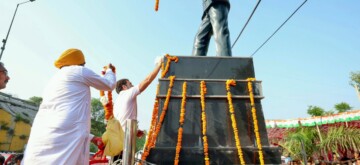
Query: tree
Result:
<box><xmin>136</xmin><ymin>131</ymin><xmax>147</xmax><ymax>152</ymax></box>
<box><xmin>28</xmin><ymin>96</ymin><xmax>42</xmax><ymax>106</ymax></box>
<box><xmin>90</xmin><ymin>98</ymin><xmax>106</xmax><ymax>152</ymax></box>
<box><xmin>323</xmin><ymin>110</ymin><xmax>334</xmax><ymax>116</ymax></box>
<box><xmin>91</xmin><ymin>98</ymin><xmax>104</xmax><ymax>122</ymax></box>
<box><xmin>307</xmin><ymin>106</ymin><xmax>325</xmax><ymax>143</ymax></box>
<box><xmin>280</xmin><ymin>127</ymin><xmax>319</xmax><ymax>163</ymax></box>
<box><xmin>334</xmin><ymin>102</ymin><xmax>352</xmax><ymax>113</ymax></box>
<box><xmin>307</xmin><ymin>106</ymin><xmax>325</xmax><ymax>117</ymax></box>
<box><xmin>350</xmin><ymin>71</ymin><xmax>360</xmax><ymax>102</ymax></box>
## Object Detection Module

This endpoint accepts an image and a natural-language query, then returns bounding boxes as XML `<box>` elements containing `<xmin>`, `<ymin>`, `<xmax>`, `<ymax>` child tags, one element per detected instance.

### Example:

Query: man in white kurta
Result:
<box><xmin>22</xmin><ymin>48</ymin><xmax>116</xmax><ymax>165</ymax></box>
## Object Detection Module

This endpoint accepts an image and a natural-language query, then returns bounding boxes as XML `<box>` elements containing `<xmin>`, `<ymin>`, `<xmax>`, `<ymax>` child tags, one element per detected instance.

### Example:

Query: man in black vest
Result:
<box><xmin>192</xmin><ymin>0</ymin><xmax>232</xmax><ymax>56</ymax></box>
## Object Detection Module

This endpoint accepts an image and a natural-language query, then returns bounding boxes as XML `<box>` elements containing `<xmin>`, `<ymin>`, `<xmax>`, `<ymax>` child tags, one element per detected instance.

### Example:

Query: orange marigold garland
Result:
<box><xmin>100</xmin><ymin>65</ymin><xmax>116</xmax><ymax>120</ymax></box>
<box><xmin>142</xmin><ymin>84</ymin><xmax>160</xmax><ymax>160</ymax></box>
<box><xmin>200</xmin><ymin>81</ymin><xmax>210</xmax><ymax>165</ymax></box>
<box><xmin>161</xmin><ymin>54</ymin><xmax>178</xmax><ymax>78</ymax></box>
<box><xmin>155</xmin><ymin>0</ymin><xmax>159</xmax><ymax>11</ymax></box>
<box><xmin>226</xmin><ymin>79</ymin><xmax>245</xmax><ymax>165</ymax></box>
<box><xmin>174</xmin><ymin>81</ymin><xmax>187</xmax><ymax>165</ymax></box>
<box><xmin>141</xmin><ymin>76</ymin><xmax>176</xmax><ymax>163</ymax></box>
<box><xmin>247</xmin><ymin>78</ymin><xmax>264</xmax><ymax>165</ymax></box>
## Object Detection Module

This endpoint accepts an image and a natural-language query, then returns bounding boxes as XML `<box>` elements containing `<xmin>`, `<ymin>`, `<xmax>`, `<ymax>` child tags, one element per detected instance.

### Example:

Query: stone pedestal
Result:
<box><xmin>146</xmin><ymin>56</ymin><xmax>281</xmax><ymax>165</ymax></box>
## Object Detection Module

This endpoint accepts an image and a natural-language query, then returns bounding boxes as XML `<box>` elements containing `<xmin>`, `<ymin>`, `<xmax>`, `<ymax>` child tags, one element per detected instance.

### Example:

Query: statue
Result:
<box><xmin>192</xmin><ymin>0</ymin><xmax>232</xmax><ymax>56</ymax></box>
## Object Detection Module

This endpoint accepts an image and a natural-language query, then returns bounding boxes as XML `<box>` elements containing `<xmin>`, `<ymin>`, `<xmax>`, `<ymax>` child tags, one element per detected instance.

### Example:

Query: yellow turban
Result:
<box><xmin>54</xmin><ymin>48</ymin><xmax>85</xmax><ymax>69</ymax></box>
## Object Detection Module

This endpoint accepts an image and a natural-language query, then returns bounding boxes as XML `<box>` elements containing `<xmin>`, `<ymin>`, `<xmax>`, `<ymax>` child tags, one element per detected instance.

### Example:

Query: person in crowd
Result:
<box><xmin>284</xmin><ymin>153</ymin><xmax>292</xmax><ymax>164</ymax></box>
<box><xmin>332</xmin><ymin>152</ymin><xmax>340</xmax><ymax>165</ymax></box>
<box><xmin>317</xmin><ymin>155</ymin><xmax>326</xmax><ymax>165</ymax></box>
<box><xmin>352</xmin><ymin>151</ymin><xmax>359</xmax><ymax>165</ymax></box>
<box><xmin>0</xmin><ymin>62</ymin><xmax>10</xmax><ymax>89</ymax></box>
<box><xmin>22</xmin><ymin>48</ymin><xmax>116</xmax><ymax>164</ymax></box>
<box><xmin>192</xmin><ymin>0</ymin><xmax>232</xmax><ymax>56</ymax></box>
<box><xmin>111</xmin><ymin>56</ymin><xmax>163</xmax><ymax>160</ymax></box>
<box><xmin>14</xmin><ymin>154</ymin><xmax>23</xmax><ymax>165</ymax></box>
<box><xmin>0</xmin><ymin>154</ymin><xmax>5</xmax><ymax>165</ymax></box>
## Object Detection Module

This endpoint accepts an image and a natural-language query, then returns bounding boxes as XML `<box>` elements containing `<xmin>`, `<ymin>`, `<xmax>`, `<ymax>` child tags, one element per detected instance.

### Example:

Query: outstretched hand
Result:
<box><xmin>154</xmin><ymin>55</ymin><xmax>164</xmax><ymax>67</ymax></box>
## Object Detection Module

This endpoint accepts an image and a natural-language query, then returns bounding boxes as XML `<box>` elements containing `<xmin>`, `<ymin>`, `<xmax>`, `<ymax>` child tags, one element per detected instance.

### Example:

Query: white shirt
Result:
<box><xmin>113</xmin><ymin>85</ymin><xmax>141</xmax><ymax>131</ymax></box>
<box><xmin>22</xmin><ymin>66</ymin><xmax>116</xmax><ymax>165</ymax></box>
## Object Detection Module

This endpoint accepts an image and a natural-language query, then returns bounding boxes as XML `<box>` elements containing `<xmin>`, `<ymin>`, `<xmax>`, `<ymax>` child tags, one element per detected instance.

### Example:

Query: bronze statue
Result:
<box><xmin>192</xmin><ymin>0</ymin><xmax>232</xmax><ymax>56</ymax></box>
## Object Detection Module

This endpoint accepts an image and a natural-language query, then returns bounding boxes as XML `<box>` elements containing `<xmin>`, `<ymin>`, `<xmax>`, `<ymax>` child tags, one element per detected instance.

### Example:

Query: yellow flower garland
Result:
<box><xmin>155</xmin><ymin>0</ymin><xmax>159</xmax><ymax>11</ymax></box>
<box><xmin>161</xmin><ymin>54</ymin><xmax>179</xmax><ymax>78</ymax></box>
<box><xmin>141</xmin><ymin>76</ymin><xmax>176</xmax><ymax>163</ymax></box>
<box><xmin>174</xmin><ymin>82</ymin><xmax>187</xmax><ymax>165</ymax></box>
<box><xmin>247</xmin><ymin>78</ymin><xmax>264</xmax><ymax>165</ymax></box>
<box><xmin>200</xmin><ymin>81</ymin><xmax>210</xmax><ymax>165</ymax></box>
<box><xmin>226</xmin><ymin>79</ymin><xmax>245</xmax><ymax>165</ymax></box>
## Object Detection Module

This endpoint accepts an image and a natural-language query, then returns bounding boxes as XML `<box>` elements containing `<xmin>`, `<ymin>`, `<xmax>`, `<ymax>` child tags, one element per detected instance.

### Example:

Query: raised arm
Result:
<box><xmin>138</xmin><ymin>56</ymin><xmax>163</xmax><ymax>93</ymax></box>
<box><xmin>82</xmin><ymin>64</ymin><xmax>116</xmax><ymax>91</ymax></box>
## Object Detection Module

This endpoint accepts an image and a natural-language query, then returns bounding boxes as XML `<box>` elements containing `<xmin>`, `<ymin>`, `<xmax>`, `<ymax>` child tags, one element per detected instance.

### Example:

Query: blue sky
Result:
<box><xmin>1</xmin><ymin>0</ymin><xmax>359</xmax><ymax>130</ymax></box>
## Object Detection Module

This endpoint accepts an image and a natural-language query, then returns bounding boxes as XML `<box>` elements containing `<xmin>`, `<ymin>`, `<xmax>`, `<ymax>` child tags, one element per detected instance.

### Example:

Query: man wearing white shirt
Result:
<box><xmin>111</xmin><ymin>56</ymin><xmax>162</xmax><ymax>161</ymax></box>
<box><xmin>22</xmin><ymin>48</ymin><xmax>116</xmax><ymax>165</ymax></box>
<box><xmin>113</xmin><ymin>56</ymin><xmax>163</xmax><ymax>132</ymax></box>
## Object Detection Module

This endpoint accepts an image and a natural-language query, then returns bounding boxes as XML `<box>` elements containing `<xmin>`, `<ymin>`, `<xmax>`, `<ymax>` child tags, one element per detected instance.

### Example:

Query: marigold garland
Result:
<box><xmin>226</xmin><ymin>79</ymin><xmax>245</xmax><ymax>165</ymax></box>
<box><xmin>142</xmin><ymin>84</ymin><xmax>160</xmax><ymax>160</ymax></box>
<box><xmin>141</xmin><ymin>76</ymin><xmax>176</xmax><ymax>163</ymax></box>
<box><xmin>200</xmin><ymin>81</ymin><xmax>210</xmax><ymax>165</ymax></box>
<box><xmin>161</xmin><ymin>54</ymin><xmax>178</xmax><ymax>78</ymax></box>
<box><xmin>247</xmin><ymin>78</ymin><xmax>264</xmax><ymax>165</ymax></box>
<box><xmin>155</xmin><ymin>0</ymin><xmax>159</xmax><ymax>11</ymax></box>
<box><xmin>174</xmin><ymin>82</ymin><xmax>187</xmax><ymax>165</ymax></box>
<box><xmin>100</xmin><ymin>66</ymin><xmax>116</xmax><ymax>120</ymax></box>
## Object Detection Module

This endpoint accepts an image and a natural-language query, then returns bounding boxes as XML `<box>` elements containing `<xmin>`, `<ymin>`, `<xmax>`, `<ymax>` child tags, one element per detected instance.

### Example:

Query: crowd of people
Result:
<box><xmin>282</xmin><ymin>151</ymin><xmax>360</xmax><ymax>165</ymax></box>
<box><xmin>0</xmin><ymin>153</ymin><xmax>23</xmax><ymax>165</ymax></box>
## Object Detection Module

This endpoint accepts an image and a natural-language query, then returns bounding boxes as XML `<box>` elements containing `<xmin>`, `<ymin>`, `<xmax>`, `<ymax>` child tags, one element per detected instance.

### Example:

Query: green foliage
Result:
<box><xmin>280</xmin><ymin>126</ymin><xmax>360</xmax><ymax>162</ymax></box>
<box><xmin>136</xmin><ymin>131</ymin><xmax>147</xmax><ymax>152</ymax></box>
<box><xmin>91</xmin><ymin>98</ymin><xmax>105</xmax><ymax>122</ymax></box>
<box><xmin>349</xmin><ymin>71</ymin><xmax>360</xmax><ymax>86</ymax></box>
<box><xmin>307</xmin><ymin>106</ymin><xmax>325</xmax><ymax>117</ymax></box>
<box><xmin>90</xmin><ymin>143</ymin><xmax>98</xmax><ymax>153</ymax></box>
<box><xmin>90</xmin><ymin>119</ymin><xmax>106</xmax><ymax>137</ymax></box>
<box><xmin>280</xmin><ymin>127</ymin><xmax>319</xmax><ymax>161</ymax></box>
<box><xmin>319</xmin><ymin>126</ymin><xmax>360</xmax><ymax>153</ymax></box>
<box><xmin>14</xmin><ymin>114</ymin><xmax>30</xmax><ymax>124</ymax></box>
<box><xmin>334</xmin><ymin>102</ymin><xmax>352</xmax><ymax>113</ymax></box>
<box><xmin>89</xmin><ymin>98</ymin><xmax>106</xmax><ymax>153</ymax></box>
<box><xmin>323</xmin><ymin>110</ymin><xmax>334</xmax><ymax>116</ymax></box>
<box><xmin>28</xmin><ymin>96</ymin><xmax>43</xmax><ymax>106</ymax></box>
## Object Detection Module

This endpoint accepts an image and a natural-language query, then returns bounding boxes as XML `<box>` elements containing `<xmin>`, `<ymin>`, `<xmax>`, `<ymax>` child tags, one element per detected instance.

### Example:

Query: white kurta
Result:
<box><xmin>22</xmin><ymin>66</ymin><xmax>116</xmax><ymax>165</ymax></box>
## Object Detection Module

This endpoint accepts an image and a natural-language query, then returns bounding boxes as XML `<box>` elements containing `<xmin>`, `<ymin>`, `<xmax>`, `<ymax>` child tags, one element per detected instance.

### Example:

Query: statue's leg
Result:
<box><xmin>192</xmin><ymin>13</ymin><xmax>212</xmax><ymax>56</ymax></box>
<box><xmin>209</xmin><ymin>4</ymin><xmax>232</xmax><ymax>56</ymax></box>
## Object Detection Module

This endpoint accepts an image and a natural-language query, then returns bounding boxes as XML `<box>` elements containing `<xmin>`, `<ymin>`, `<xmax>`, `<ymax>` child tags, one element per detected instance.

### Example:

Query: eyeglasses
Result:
<box><xmin>0</xmin><ymin>70</ymin><xmax>8</xmax><ymax>76</ymax></box>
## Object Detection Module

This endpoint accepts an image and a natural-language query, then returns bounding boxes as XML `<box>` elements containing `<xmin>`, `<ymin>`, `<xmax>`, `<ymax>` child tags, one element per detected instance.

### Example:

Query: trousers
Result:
<box><xmin>192</xmin><ymin>3</ymin><xmax>232</xmax><ymax>56</ymax></box>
